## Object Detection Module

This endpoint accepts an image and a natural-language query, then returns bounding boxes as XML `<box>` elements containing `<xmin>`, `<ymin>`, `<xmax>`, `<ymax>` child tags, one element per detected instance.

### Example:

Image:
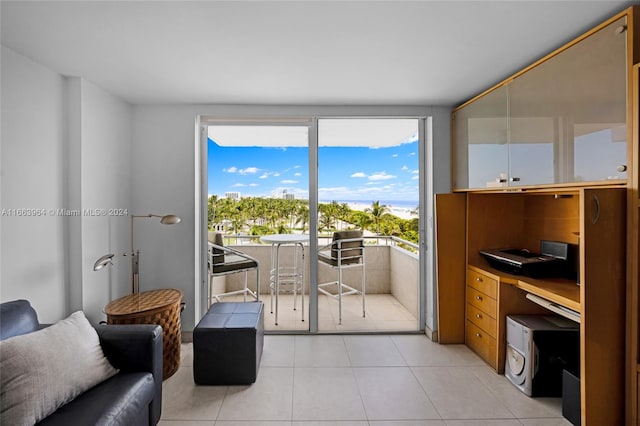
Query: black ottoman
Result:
<box><xmin>193</xmin><ymin>302</ymin><xmax>264</xmax><ymax>385</ymax></box>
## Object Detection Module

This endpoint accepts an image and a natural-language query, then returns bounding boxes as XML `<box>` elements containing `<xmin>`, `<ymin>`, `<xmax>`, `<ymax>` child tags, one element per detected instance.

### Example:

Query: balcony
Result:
<box><xmin>209</xmin><ymin>235</ymin><xmax>420</xmax><ymax>332</ymax></box>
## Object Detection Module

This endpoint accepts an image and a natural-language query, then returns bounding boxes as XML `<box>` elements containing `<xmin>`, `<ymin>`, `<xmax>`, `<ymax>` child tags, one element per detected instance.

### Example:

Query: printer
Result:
<box><xmin>480</xmin><ymin>240</ymin><xmax>574</xmax><ymax>278</ymax></box>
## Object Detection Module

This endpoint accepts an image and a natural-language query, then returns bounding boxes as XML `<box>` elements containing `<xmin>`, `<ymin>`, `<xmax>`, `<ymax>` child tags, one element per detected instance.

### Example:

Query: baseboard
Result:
<box><xmin>424</xmin><ymin>326</ymin><xmax>438</xmax><ymax>342</ymax></box>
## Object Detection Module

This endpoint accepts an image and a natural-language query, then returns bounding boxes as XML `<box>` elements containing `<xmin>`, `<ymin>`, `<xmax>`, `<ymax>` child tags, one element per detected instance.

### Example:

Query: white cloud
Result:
<box><xmin>259</xmin><ymin>173</ymin><xmax>269</xmax><ymax>179</ymax></box>
<box><xmin>412</xmin><ymin>175</ymin><xmax>419</xmax><ymax>180</ymax></box>
<box><xmin>319</xmin><ymin>186</ymin><xmax>350</xmax><ymax>193</ymax></box>
<box><xmin>351</xmin><ymin>172</ymin><xmax>367</xmax><ymax>178</ymax></box>
<box><xmin>249</xmin><ymin>183</ymin><xmax>259</xmax><ymax>187</ymax></box>
<box><xmin>224</xmin><ymin>166</ymin><xmax>238</xmax><ymax>173</ymax></box>
<box><xmin>281</xmin><ymin>179</ymin><xmax>298</xmax><ymax>184</ymax></box>
<box><xmin>401</xmin><ymin>165</ymin><xmax>409</xmax><ymax>171</ymax></box>
<box><xmin>392</xmin><ymin>154</ymin><xmax>398</xmax><ymax>158</ymax></box>
<box><xmin>231</xmin><ymin>183</ymin><xmax>245</xmax><ymax>187</ymax></box>
<box><xmin>238</xmin><ymin>167</ymin><xmax>259</xmax><ymax>175</ymax></box>
<box><xmin>294</xmin><ymin>172</ymin><xmax>302</xmax><ymax>177</ymax></box>
<box><xmin>368</xmin><ymin>172</ymin><xmax>396</xmax><ymax>181</ymax></box>
<box><xmin>408</xmin><ymin>152</ymin><xmax>416</xmax><ymax>156</ymax></box>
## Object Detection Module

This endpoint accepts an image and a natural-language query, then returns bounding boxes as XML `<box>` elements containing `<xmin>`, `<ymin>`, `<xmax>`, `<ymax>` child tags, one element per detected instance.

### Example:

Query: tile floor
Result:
<box><xmin>219</xmin><ymin>294</ymin><xmax>419</xmax><ymax>332</ymax></box>
<box><xmin>159</xmin><ymin>334</ymin><xmax>571</xmax><ymax>426</ymax></box>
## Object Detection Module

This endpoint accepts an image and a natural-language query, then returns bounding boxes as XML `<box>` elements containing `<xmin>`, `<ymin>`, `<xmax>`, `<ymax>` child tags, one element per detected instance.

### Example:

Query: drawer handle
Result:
<box><xmin>475</xmin><ymin>313</ymin><xmax>482</xmax><ymax>319</ymax></box>
<box><xmin>476</xmin><ymin>333</ymin><xmax>482</xmax><ymax>338</ymax></box>
<box><xmin>475</xmin><ymin>277</ymin><xmax>483</xmax><ymax>282</ymax></box>
<box><xmin>475</xmin><ymin>295</ymin><xmax>483</xmax><ymax>301</ymax></box>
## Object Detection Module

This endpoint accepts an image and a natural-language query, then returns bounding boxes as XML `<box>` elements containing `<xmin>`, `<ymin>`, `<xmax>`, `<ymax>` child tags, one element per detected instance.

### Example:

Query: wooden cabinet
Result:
<box><xmin>444</xmin><ymin>6</ymin><xmax>640</xmax><ymax>423</ymax></box>
<box><xmin>465</xmin><ymin>269</ymin><xmax>498</xmax><ymax>370</ymax></box>
<box><xmin>464</xmin><ymin>266</ymin><xmax>548</xmax><ymax>374</ymax></box>
<box><xmin>466</xmin><ymin>268</ymin><xmax>499</xmax><ymax>369</ymax></box>
<box><xmin>466</xmin><ymin>320</ymin><xmax>496</xmax><ymax>368</ymax></box>
<box><xmin>452</xmin><ymin>10</ymin><xmax>632</xmax><ymax>190</ymax></box>
<box><xmin>452</xmin><ymin>84</ymin><xmax>508</xmax><ymax>190</ymax></box>
<box><xmin>435</xmin><ymin>187</ymin><xmax>626</xmax><ymax>424</ymax></box>
<box><xmin>629</xmin><ymin>62</ymin><xmax>640</xmax><ymax>426</ymax></box>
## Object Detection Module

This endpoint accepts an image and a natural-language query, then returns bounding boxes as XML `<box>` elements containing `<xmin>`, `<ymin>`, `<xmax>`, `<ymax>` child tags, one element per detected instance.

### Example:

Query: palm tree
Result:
<box><xmin>207</xmin><ymin>195</ymin><xmax>218</xmax><ymax>228</ymax></box>
<box><xmin>295</xmin><ymin>204</ymin><xmax>309</xmax><ymax>233</ymax></box>
<box><xmin>352</xmin><ymin>211</ymin><xmax>372</xmax><ymax>232</ymax></box>
<box><xmin>365</xmin><ymin>200</ymin><xmax>390</xmax><ymax>236</ymax></box>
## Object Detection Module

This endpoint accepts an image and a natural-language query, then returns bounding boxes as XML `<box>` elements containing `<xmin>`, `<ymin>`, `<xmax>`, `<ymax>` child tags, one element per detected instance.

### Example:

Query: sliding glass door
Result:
<box><xmin>200</xmin><ymin>116</ymin><xmax>426</xmax><ymax>334</ymax></box>
<box><xmin>316</xmin><ymin>118</ymin><xmax>422</xmax><ymax>332</ymax></box>
<box><xmin>206</xmin><ymin>122</ymin><xmax>311</xmax><ymax>332</ymax></box>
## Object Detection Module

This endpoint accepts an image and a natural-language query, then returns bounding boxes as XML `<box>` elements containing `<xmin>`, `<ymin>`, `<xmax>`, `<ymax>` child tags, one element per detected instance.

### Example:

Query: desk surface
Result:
<box><xmin>260</xmin><ymin>234</ymin><xmax>309</xmax><ymax>244</ymax></box>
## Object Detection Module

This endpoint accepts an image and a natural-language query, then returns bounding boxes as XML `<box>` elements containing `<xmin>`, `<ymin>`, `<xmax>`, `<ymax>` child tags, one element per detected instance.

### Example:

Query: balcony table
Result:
<box><xmin>260</xmin><ymin>234</ymin><xmax>309</xmax><ymax>325</ymax></box>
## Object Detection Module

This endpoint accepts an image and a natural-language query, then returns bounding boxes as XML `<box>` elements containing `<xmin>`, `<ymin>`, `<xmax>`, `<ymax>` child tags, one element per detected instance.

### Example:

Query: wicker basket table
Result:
<box><xmin>105</xmin><ymin>289</ymin><xmax>183</xmax><ymax>380</ymax></box>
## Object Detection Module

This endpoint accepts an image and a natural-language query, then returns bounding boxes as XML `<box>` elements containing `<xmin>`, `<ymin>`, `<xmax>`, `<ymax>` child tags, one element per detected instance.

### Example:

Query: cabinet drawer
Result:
<box><xmin>467</xmin><ymin>269</ymin><xmax>497</xmax><ymax>299</ymax></box>
<box><xmin>466</xmin><ymin>320</ymin><xmax>497</xmax><ymax>369</ymax></box>
<box><xmin>466</xmin><ymin>303</ymin><xmax>497</xmax><ymax>338</ymax></box>
<box><xmin>467</xmin><ymin>287</ymin><xmax>497</xmax><ymax>316</ymax></box>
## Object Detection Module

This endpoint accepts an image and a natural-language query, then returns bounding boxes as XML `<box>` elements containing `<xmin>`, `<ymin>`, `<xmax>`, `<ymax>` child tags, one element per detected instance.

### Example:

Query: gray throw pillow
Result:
<box><xmin>0</xmin><ymin>311</ymin><xmax>118</xmax><ymax>426</ymax></box>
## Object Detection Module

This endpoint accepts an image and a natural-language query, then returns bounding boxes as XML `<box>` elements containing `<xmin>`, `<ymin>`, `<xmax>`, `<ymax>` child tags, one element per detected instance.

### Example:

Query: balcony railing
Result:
<box><xmin>221</xmin><ymin>233</ymin><xmax>418</xmax><ymax>250</ymax></box>
<box><xmin>210</xmin><ymin>234</ymin><xmax>420</xmax><ymax>320</ymax></box>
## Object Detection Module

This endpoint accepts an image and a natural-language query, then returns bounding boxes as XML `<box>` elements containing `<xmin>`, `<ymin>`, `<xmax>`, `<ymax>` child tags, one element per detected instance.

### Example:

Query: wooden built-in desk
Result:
<box><xmin>436</xmin><ymin>187</ymin><xmax>626</xmax><ymax>425</ymax></box>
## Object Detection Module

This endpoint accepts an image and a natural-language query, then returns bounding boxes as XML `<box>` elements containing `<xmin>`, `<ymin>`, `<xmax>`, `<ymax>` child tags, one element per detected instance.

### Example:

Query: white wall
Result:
<box><xmin>1</xmin><ymin>46</ymin><xmax>452</xmax><ymax>329</ymax></box>
<box><xmin>1</xmin><ymin>47</ymin><xmax>68</xmax><ymax>322</ymax></box>
<box><xmin>75</xmin><ymin>78</ymin><xmax>132</xmax><ymax>322</ymax></box>
<box><xmin>1</xmin><ymin>47</ymin><xmax>132</xmax><ymax>323</ymax></box>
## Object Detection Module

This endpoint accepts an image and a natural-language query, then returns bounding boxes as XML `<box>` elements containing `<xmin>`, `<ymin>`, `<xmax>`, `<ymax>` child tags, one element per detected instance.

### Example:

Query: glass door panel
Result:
<box><xmin>317</xmin><ymin>118</ymin><xmax>421</xmax><ymax>332</ymax></box>
<box><xmin>207</xmin><ymin>125</ymin><xmax>310</xmax><ymax>331</ymax></box>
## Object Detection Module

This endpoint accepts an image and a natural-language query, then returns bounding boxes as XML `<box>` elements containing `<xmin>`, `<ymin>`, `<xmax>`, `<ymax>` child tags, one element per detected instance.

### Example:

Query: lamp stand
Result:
<box><xmin>94</xmin><ymin>213</ymin><xmax>180</xmax><ymax>295</ymax></box>
<box><xmin>131</xmin><ymin>250</ymin><xmax>140</xmax><ymax>295</ymax></box>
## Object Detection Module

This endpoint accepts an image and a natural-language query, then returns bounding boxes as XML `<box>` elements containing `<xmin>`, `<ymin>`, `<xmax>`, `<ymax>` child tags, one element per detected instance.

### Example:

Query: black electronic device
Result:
<box><xmin>480</xmin><ymin>240</ymin><xmax>574</xmax><ymax>278</ymax></box>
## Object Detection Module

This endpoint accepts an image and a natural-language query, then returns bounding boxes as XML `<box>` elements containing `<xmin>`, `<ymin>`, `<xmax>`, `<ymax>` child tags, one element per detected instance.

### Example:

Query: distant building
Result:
<box><xmin>274</xmin><ymin>188</ymin><xmax>295</xmax><ymax>200</ymax></box>
<box><xmin>225</xmin><ymin>192</ymin><xmax>241</xmax><ymax>201</ymax></box>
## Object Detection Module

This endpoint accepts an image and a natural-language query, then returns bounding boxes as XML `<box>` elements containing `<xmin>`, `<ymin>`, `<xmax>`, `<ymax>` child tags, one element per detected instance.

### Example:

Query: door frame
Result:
<box><xmin>195</xmin><ymin>113</ymin><xmax>429</xmax><ymax>333</ymax></box>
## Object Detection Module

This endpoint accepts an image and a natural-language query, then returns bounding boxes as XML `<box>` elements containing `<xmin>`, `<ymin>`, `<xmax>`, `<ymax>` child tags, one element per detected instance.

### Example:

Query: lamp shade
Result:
<box><xmin>93</xmin><ymin>253</ymin><xmax>115</xmax><ymax>271</ymax></box>
<box><xmin>160</xmin><ymin>214</ymin><xmax>181</xmax><ymax>225</ymax></box>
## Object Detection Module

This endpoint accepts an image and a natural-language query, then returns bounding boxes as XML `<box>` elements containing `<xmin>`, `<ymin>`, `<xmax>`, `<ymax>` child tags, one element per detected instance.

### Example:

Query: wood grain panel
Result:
<box><xmin>467</xmin><ymin>287</ymin><xmax>497</xmax><ymax>317</ymax></box>
<box><xmin>435</xmin><ymin>193</ymin><xmax>467</xmax><ymax>344</ymax></box>
<box><xmin>581</xmin><ymin>188</ymin><xmax>626</xmax><ymax>425</ymax></box>
<box><xmin>467</xmin><ymin>269</ymin><xmax>498</xmax><ymax>299</ymax></box>
<box><xmin>466</xmin><ymin>320</ymin><xmax>497</xmax><ymax>370</ymax></box>
<box><xmin>522</xmin><ymin>194</ymin><xmax>580</xmax><ymax>251</ymax></box>
<box><xmin>467</xmin><ymin>193</ymin><xmax>525</xmax><ymax>266</ymax></box>
<box><xmin>466</xmin><ymin>303</ymin><xmax>497</xmax><ymax>338</ymax></box>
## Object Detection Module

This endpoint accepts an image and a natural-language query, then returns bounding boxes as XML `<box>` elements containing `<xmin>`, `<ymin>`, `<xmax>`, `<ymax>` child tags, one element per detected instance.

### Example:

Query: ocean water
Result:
<box><xmin>321</xmin><ymin>200</ymin><xmax>419</xmax><ymax>219</ymax></box>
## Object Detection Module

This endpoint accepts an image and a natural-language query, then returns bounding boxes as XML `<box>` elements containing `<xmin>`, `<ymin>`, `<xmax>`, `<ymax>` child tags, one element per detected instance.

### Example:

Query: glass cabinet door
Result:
<box><xmin>453</xmin><ymin>84</ymin><xmax>509</xmax><ymax>189</ymax></box>
<box><xmin>508</xmin><ymin>16</ymin><xmax>628</xmax><ymax>185</ymax></box>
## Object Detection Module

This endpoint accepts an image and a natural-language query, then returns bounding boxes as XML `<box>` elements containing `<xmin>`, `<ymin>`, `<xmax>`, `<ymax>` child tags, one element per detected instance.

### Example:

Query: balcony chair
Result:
<box><xmin>317</xmin><ymin>230</ymin><xmax>365</xmax><ymax>325</ymax></box>
<box><xmin>208</xmin><ymin>231</ymin><xmax>260</xmax><ymax>306</ymax></box>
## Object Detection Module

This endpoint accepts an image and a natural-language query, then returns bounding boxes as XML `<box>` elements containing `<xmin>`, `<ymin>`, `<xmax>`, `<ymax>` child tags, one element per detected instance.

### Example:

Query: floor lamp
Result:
<box><xmin>94</xmin><ymin>213</ymin><xmax>181</xmax><ymax>294</ymax></box>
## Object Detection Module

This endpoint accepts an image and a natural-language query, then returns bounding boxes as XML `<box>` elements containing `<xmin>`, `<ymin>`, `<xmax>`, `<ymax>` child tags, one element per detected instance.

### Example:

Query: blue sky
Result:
<box><xmin>207</xmin><ymin>134</ymin><xmax>419</xmax><ymax>203</ymax></box>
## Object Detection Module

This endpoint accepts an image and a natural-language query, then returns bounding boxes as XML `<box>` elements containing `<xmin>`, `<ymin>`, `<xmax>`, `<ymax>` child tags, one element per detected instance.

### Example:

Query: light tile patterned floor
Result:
<box><xmin>217</xmin><ymin>294</ymin><xmax>419</xmax><ymax>332</ymax></box>
<box><xmin>159</xmin><ymin>335</ymin><xmax>572</xmax><ymax>426</ymax></box>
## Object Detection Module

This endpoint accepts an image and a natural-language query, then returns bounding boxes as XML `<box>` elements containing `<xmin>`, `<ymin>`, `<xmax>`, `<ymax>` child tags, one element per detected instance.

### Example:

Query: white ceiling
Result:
<box><xmin>1</xmin><ymin>0</ymin><xmax>636</xmax><ymax>107</ymax></box>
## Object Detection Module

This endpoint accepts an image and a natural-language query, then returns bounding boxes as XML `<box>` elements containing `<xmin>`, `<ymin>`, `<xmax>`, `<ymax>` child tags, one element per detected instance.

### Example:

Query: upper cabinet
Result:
<box><xmin>452</xmin><ymin>14</ymin><xmax>629</xmax><ymax>190</ymax></box>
